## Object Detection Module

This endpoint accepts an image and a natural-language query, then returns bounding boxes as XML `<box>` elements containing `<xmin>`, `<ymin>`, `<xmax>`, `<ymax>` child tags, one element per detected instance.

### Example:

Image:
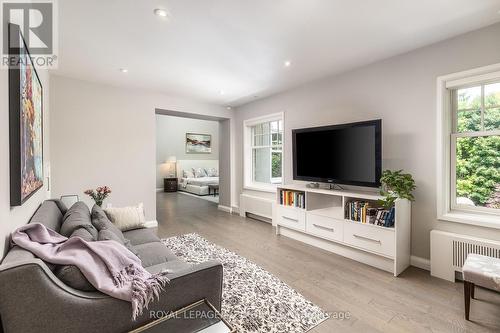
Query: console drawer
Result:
<box><xmin>306</xmin><ymin>214</ymin><xmax>343</xmax><ymax>242</ymax></box>
<box><xmin>343</xmin><ymin>222</ymin><xmax>395</xmax><ymax>257</ymax></box>
<box><xmin>277</xmin><ymin>206</ymin><xmax>306</xmax><ymax>231</ymax></box>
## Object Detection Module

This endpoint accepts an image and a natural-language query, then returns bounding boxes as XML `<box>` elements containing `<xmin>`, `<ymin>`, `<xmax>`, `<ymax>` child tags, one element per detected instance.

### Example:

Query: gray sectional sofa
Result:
<box><xmin>0</xmin><ymin>200</ymin><xmax>223</xmax><ymax>333</ymax></box>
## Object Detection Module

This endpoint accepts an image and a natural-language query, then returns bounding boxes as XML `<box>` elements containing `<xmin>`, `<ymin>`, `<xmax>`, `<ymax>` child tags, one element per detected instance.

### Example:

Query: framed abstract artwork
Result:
<box><xmin>9</xmin><ymin>24</ymin><xmax>44</xmax><ymax>206</ymax></box>
<box><xmin>186</xmin><ymin>133</ymin><xmax>212</xmax><ymax>154</ymax></box>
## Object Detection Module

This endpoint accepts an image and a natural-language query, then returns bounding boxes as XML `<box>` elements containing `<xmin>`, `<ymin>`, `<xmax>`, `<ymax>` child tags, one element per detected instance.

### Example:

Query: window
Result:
<box><xmin>452</xmin><ymin>83</ymin><xmax>500</xmax><ymax>212</ymax></box>
<box><xmin>244</xmin><ymin>113</ymin><xmax>284</xmax><ymax>192</ymax></box>
<box><xmin>437</xmin><ymin>65</ymin><xmax>500</xmax><ymax>228</ymax></box>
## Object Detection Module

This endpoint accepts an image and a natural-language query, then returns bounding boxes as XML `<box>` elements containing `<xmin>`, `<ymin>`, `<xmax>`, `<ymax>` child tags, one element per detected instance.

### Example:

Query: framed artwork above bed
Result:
<box><xmin>9</xmin><ymin>23</ymin><xmax>44</xmax><ymax>206</ymax></box>
<box><xmin>186</xmin><ymin>133</ymin><xmax>212</xmax><ymax>154</ymax></box>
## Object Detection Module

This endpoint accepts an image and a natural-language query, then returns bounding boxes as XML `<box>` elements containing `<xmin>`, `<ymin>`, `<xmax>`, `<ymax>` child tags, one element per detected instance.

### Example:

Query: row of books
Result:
<box><xmin>279</xmin><ymin>190</ymin><xmax>305</xmax><ymax>208</ymax></box>
<box><xmin>374</xmin><ymin>207</ymin><xmax>395</xmax><ymax>228</ymax></box>
<box><xmin>345</xmin><ymin>201</ymin><xmax>395</xmax><ymax>227</ymax></box>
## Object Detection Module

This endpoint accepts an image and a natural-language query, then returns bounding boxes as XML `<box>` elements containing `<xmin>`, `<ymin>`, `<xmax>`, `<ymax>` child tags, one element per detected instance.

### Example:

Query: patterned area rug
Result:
<box><xmin>162</xmin><ymin>233</ymin><xmax>330</xmax><ymax>333</ymax></box>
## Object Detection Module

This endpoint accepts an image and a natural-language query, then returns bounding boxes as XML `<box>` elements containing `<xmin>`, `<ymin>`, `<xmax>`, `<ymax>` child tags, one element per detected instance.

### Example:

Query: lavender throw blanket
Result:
<box><xmin>11</xmin><ymin>223</ymin><xmax>169</xmax><ymax>320</ymax></box>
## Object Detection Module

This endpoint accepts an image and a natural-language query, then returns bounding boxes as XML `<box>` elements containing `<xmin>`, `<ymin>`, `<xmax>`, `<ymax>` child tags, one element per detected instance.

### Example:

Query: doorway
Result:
<box><xmin>155</xmin><ymin>109</ymin><xmax>231</xmax><ymax>210</ymax></box>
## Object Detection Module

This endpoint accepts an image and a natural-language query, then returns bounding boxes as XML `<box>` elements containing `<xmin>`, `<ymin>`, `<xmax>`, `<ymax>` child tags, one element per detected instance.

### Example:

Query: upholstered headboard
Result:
<box><xmin>176</xmin><ymin>160</ymin><xmax>219</xmax><ymax>178</ymax></box>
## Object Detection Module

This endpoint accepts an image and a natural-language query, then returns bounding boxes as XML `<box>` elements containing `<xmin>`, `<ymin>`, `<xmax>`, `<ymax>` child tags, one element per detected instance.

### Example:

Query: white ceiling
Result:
<box><xmin>55</xmin><ymin>0</ymin><xmax>500</xmax><ymax>106</ymax></box>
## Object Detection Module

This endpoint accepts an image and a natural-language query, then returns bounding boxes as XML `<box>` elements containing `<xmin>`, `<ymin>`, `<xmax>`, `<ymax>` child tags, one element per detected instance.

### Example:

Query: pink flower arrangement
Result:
<box><xmin>84</xmin><ymin>186</ymin><xmax>112</xmax><ymax>207</ymax></box>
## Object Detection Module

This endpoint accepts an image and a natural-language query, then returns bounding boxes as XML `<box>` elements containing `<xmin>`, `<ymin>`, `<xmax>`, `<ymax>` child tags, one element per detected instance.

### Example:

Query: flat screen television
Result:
<box><xmin>293</xmin><ymin>120</ymin><xmax>382</xmax><ymax>187</ymax></box>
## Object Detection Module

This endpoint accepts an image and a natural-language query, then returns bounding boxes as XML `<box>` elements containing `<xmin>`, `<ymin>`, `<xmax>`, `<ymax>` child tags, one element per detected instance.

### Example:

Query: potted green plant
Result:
<box><xmin>379</xmin><ymin>170</ymin><xmax>416</xmax><ymax>209</ymax></box>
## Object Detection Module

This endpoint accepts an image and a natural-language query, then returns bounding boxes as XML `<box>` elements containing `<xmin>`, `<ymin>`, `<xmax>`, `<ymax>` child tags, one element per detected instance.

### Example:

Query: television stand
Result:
<box><xmin>328</xmin><ymin>183</ymin><xmax>345</xmax><ymax>190</ymax></box>
<box><xmin>275</xmin><ymin>184</ymin><xmax>411</xmax><ymax>276</ymax></box>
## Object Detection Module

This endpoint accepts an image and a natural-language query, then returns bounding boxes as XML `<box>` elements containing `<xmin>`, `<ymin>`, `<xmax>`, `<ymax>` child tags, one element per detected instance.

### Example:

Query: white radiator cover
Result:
<box><xmin>431</xmin><ymin>230</ymin><xmax>500</xmax><ymax>281</ymax></box>
<box><xmin>239</xmin><ymin>194</ymin><xmax>275</xmax><ymax>223</ymax></box>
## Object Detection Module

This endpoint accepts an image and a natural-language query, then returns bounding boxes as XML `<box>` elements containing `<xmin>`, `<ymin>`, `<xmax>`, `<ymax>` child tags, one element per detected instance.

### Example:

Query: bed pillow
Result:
<box><xmin>193</xmin><ymin>167</ymin><xmax>207</xmax><ymax>178</ymax></box>
<box><xmin>205</xmin><ymin>167</ymin><xmax>218</xmax><ymax>177</ymax></box>
<box><xmin>104</xmin><ymin>203</ymin><xmax>146</xmax><ymax>231</ymax></box>
<box><xmin>183</xmin><ymin>169</ymin><xmax>195</xmax><ymax>178</ymax></box>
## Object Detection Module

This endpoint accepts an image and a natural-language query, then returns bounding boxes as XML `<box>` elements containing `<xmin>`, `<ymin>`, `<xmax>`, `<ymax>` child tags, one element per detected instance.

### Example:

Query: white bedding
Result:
<box><xmin>180</xmin><ymin>177</ymin><xmax>219</xmax><ymax>188</ymax></box>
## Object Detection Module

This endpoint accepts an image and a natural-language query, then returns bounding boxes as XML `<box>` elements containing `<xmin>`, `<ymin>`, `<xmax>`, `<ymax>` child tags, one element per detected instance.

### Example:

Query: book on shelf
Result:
<box><xmin>279</xmin><ymin>190</ymin><xmax>305</xmax><ymax>209</ymax></box>
<box><xmin>345</xmin><ymin>201</ymin><xmax>395</xmax><ymax>227</ymax></box>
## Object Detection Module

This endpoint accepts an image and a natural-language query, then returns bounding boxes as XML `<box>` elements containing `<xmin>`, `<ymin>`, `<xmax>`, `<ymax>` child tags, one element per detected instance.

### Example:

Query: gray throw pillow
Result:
<box><xmin>54</xmin><ymin>265</ymin><xmax>96</xmax><ymax>291</ymax></box>
<box><xmin>46</xmin><ymin>199</ymin><xmax>68</xmax><ymax>215</ymax></box>
<box><xmin>60</xmin><ymin>202</ymin><xmax>98</xmax><ymax>240</ymax></box>
<box><xmin>91</xmin><ymin>204</ymin><xmax>127</xmax><ymax>243</ymax></box>
<box><xmin>98</xmin><ymin>229</ymin><xmax>139</xmax><ymax>256</ymax></box>
<box><xmin>54</xmin><ymin>227</ymin><xmax>96</xmax><ymax>291</ymax></box>
<box><xmin>70</xmin><ymin>227</ymin><xmax>95</xmax><ymax>242</ymax></box>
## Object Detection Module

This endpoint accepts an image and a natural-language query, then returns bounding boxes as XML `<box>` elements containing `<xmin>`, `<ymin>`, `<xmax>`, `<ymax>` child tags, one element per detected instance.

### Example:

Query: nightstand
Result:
<box><xmin>164</xmin><ymin>178</ymin><xmax>178</xmax><ymax>192</ymax></box>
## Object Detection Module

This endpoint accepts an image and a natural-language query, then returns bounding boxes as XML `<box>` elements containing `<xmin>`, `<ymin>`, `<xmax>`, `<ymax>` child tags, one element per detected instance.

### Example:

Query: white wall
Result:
<box><xmin>234</xmin><ymin>22</ymin><xmax>500</xmax><ymax>260</ymax></box>
<box><xmin>219</xmin><ymin>119</ymin><xmax>231</xmax><ymax>208</ymax></box>
<box><xmin>0</xmin><ymin>69</ymin><xmax>51</xmax><ymax>258</ymax></box>
<box><xmin>156</xmin><ymin>115</ymin><xmax>219</xmax><ymax>188</ymax></box>
<box><xmin>50</xmin><ymin>75</ymin><xmax>231</xmax><ymax>221</ymax></box>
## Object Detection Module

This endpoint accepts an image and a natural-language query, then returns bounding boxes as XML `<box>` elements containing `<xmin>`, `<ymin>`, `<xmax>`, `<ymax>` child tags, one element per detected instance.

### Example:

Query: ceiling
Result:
<box><xmin>55</xmin><ymin>0</ymin><xmax>500</xmax><ymax>106</ymax></box>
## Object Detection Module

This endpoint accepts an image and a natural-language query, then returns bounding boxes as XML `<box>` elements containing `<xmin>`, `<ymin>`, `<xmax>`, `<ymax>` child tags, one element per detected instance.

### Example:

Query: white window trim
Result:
<box><xmin>437</xmin><ymin>63</ymin><xmax>500</xmax><ymax>229</ymax></box>
<box><xmin>243</xmin><ymin>112</ymin><xmax>284</xmax><ymax>193</ymax></box>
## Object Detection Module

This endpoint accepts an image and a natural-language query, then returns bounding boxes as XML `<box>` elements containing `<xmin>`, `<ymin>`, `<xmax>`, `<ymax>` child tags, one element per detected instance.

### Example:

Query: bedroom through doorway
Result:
<box><xmin>155</xmin><ymin>111</ymin><xmax>226</xmax><ymax>209</ymax></box>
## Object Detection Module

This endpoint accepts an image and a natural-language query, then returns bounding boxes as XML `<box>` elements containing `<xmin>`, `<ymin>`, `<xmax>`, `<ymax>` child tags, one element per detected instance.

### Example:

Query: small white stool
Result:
<box><xmin>462</xmin><ymin>254</ymin><xmax>500</xmax><ymax>320</ymax></box>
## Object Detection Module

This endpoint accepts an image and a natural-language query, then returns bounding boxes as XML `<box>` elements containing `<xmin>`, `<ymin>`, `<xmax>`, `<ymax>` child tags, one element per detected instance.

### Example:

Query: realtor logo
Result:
<box><xmin>1</xmin><ymin>0</ymin><xmax>58</xmax><ymax>68</ymax></box>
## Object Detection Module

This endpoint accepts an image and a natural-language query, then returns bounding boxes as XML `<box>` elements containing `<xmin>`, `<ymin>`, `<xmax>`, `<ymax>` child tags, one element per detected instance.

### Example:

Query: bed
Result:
<box><xmin>176</xmin><ymin>160</ymin><xmax>219</xmax><ymax>196</ymax></box>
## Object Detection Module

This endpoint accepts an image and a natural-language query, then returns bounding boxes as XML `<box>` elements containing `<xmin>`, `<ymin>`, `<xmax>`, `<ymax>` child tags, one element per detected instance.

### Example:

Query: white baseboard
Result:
<box><xmin>410</xmin><ymin>255</ymin><xmax>430</xmax><ymax>271</ymax></box>
<box><xmin>144</xmin><ymin>220</ymin><xmax>158</xmax><ymax>228</ymax></box>
<box><xmin>231</xmin><ymin>205</ymin><xmax>240</xmax><ymax>214</ymax></box>
<box><xmin>156</xmin><ymin>188</ymin><xmax>163</xmax><ymax>193</ymax></box>
<box><xmin>218</xmin><ymin>205</ymin><xmax>232</xmax><ymax>213</ymax></box>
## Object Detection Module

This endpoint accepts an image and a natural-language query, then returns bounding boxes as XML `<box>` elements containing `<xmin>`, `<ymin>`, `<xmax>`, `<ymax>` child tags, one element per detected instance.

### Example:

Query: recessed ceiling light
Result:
<box><xmin>154</xmin><ymin>8</ymin><xmax>169</xmax><ymax>18</ymax></box>
<box><xmin>284</xmin><ymin>60</ymin><xmax>291</xmax><ymax>67</ymax></box>
<box><xmin>226</xmin><ymin>106</ymin><xmax>232</xmax><ymax>110</ymax></box>
<box><xmin>119</xmin><ymin>68</ymin><xmax>128</xmax><ymax>73</ymax></box>
<box><xmin>219</xmin><ymin>90</ymin><xmax>225</xmax><ymax>95</ymax></box>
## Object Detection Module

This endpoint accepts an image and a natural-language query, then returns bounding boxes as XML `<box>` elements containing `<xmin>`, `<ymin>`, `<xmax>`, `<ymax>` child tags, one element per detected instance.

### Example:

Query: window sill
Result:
<box><xmin>438</xmin><ymin>210</ymin><xmax>500</xmax><ymax>229</ymax></box>
<box><xmin>243</xmin><ymin>185</ymin><xmax>277</xmax><ymax>193</ymax></box>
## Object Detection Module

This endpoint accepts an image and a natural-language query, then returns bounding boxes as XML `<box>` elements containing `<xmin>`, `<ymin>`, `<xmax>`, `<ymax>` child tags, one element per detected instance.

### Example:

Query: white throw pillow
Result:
<box><xmin>104</xmin><ymin>203</ymin><xmax>146</xmax><ymax>231</ymax></box>
<box><xmin>205</xmin><ymin>167</ymin><xmax>218</xmax><ymax>177</ymax></box>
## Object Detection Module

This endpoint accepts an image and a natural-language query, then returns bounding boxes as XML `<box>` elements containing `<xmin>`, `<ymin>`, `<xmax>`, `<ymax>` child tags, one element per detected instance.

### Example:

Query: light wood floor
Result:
<box><xmin>156</xmin><ymin>192</ymin><xmax>500</xmax><ymax>332</ymax></box>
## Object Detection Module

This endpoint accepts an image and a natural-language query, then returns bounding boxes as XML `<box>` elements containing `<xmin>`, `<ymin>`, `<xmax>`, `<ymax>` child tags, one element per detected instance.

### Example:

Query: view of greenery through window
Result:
<box><xmin>251</xmin><ymin>120</ymin><xmax>283</xmax><ymax>184</ymax></box>
<box><xmin>455</xmin><ymin>83</ymin><xmax>500</xmax><ymax>209</ymax></box>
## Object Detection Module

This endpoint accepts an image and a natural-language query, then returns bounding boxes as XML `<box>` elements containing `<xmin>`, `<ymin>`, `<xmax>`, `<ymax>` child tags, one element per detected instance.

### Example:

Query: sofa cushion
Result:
<box><xmin>60</xmin><ymin>202</ymin><xmax>98</xmax><ymax>240</ymax></box>
<box><xmin>97</xmin><ymin>229</ymin><xmax>138</xmax><ymax>256</ymax></box>
<box><xmin>134</xmin><ymin>242</ymin><xmax>177</xmax><ymax>267</ymax></box>
<box><xmin>91</xmin><ymin>204</ymin><xmax>127</xmax><ymax>243</ymax></box>
<box><xmin>29</xmin><ymin>201</ymin><xmax>64</xmax><ymax>232</ymax></box>
<box><xmin>144</xmin><ymin>260</ymin><xmax>191</xmax><ymax>275</ymax></box>
<box><xmin>122</xmin><ymin>228</ymin><xmax>160</xmax><ymax>246</ymax></box>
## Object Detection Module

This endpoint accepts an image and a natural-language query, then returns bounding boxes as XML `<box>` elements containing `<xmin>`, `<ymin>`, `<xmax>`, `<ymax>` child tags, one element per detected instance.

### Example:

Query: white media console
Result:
<box><xmin>275</xmin><ymin>184</ymin><xmax>411</xmax><ymax>276</ymax></box>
